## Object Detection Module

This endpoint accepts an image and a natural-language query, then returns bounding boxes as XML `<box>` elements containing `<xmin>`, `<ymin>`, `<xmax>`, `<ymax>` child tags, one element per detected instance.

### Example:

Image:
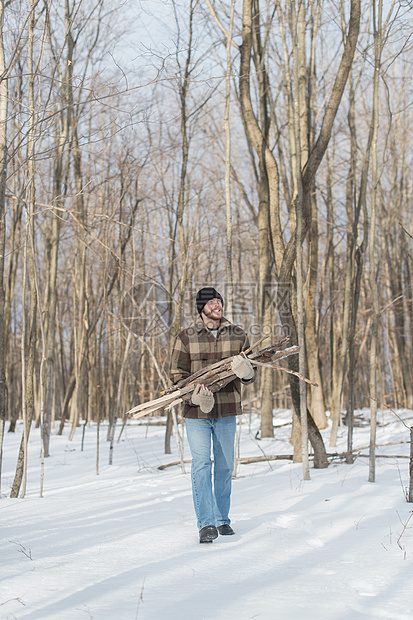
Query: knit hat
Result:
<box><xmin>196</xmin><ymin>287</ymin><xmax>224</xmax><ymax>315</ymax></box>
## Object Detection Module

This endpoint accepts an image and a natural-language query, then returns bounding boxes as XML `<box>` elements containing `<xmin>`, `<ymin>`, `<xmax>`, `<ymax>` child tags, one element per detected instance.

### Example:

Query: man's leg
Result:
<box><xmin>185</xmin><ymin>417</ymin><xmax>215</xmax><ymax>530</ymax></box>
<box><xmin>212</xmin><ymin>416</ymin><xmax>236</xmax><ymax>526</ymax></box>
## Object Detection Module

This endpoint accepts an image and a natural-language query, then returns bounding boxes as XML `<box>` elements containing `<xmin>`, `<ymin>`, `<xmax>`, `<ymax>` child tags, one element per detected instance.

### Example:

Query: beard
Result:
<box><xmin>202</xmin><ymin>305</ymin><xmax>222</xmax><ymax>323</ymax></box>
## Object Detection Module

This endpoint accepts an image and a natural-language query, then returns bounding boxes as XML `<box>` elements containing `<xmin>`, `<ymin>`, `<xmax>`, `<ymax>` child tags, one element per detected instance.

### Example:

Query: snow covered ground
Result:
<box><xmin>1</xmin><ymin>408</ymin><xmax>413</xmax><ymax>620</ymax></box>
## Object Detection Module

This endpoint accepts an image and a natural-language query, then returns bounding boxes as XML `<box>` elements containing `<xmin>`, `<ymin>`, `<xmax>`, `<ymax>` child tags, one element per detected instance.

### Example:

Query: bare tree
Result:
<box><xmin>0</xmin><ymin>0</ymin><xmax>8</xmax><ymax>495</ymax></box>
<box><xmin>368</xmin><ymin>0</ymin><xmax>396</xmax><ymax>482</ymax></box>
<box><xmin>11</xmin><ymin>0</ymin><xmax>41</xmax><ymax>498</ymax></box>
<box><xmin>42</xmin><ymin>0</ymin><xmax>73</xmax><ymax>456</ymax></box>
<box><xmin>224</xmin><ymin>0</ymin><xmax>237</xmax><ymax>322</ymax></box>
<box><xmin>239</xmin><ymin>0</ymin><xmax>279</xmax><ymax>438</ymax></box>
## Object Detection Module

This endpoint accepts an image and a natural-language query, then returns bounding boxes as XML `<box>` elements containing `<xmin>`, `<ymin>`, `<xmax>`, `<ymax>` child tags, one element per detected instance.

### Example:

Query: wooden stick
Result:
<box><xmin>127</xmin><ymin>386</ymin><xmax>192</xmax><ymax>417</ymax></box>
<box><xmin>250</xmin><ymin>359</ymin><xmax>318</xmax><ymax>386</ymax></box>
<box><xmin>243</xmin><ymin>334</ymin><xmax>268</xmax><ymax>356</ymax></box>
<box><xmin>157</xmin><ymin>452</ymin><xmax>411</xmax><ymax>470</ymax></box>
<box><xmin>158</xmin><ymin>459</ymin><xmax>192</xmax><ymax>470</ymax></box>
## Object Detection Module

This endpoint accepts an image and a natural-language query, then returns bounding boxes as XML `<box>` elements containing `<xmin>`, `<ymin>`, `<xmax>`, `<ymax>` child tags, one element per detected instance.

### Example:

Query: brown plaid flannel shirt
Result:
<box><xmin>169</xmin><ymin>316</ymin><xmax>254</xmax><ymax>419</ymax></box>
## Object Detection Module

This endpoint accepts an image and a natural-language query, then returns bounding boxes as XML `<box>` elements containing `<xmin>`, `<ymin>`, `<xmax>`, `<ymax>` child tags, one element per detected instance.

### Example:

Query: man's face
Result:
<box><xmin>202</xmin><ymin>298</ymin><xmax>223</xmax><ymax>321</ymax></box>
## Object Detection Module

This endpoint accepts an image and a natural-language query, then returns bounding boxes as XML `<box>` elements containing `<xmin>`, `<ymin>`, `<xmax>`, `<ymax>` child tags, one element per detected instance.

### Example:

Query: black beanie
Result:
<box><xmin>196</xmin><ymin>287</ymin><xmax>224</xmax><ymax>315</ymax></box>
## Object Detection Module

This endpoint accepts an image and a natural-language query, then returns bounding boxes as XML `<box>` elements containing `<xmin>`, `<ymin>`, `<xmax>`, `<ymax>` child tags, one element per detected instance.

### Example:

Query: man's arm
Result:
<box><xmin>169</xmin><ymin>334</ymin><xmax>191</xmax><ymax>385</ymax></box>
<box><xmin>170</xmin><ymin>334</ymin><xmax>215</xmax><ymax>411</ymax></box>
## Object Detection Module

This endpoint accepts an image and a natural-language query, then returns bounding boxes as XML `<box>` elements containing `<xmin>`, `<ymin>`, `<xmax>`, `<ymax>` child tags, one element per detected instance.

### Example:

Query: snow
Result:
<box><xmin>1</xmin><ymin>409</ymin><xmax>413</xmax><ymax>620</ymax></box>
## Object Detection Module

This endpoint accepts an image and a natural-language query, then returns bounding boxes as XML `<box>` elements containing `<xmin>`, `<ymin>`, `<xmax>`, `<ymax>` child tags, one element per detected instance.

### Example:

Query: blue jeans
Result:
<box><xmin>185</xmin><ymin>416</ymin><xmax>236</xmax><ymax>530</ymax></box>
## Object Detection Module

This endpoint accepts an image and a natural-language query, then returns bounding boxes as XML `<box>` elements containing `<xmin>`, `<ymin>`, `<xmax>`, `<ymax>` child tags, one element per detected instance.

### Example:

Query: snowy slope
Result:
<box><xmin>1</xmin><ymin>409</ymin><xmax>412</xmax><ymax>620</ymax></box>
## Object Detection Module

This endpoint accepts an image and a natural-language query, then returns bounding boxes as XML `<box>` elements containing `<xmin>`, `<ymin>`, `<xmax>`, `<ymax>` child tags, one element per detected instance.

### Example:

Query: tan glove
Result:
<box><xmin>231</xmin><ymin>354</ymin><xmax>254</xmax><ymax>380</ymax></box>
<box><xmin>191</xmin><ymin>384</ymin><xmax>214</xmax><ymax>413</ymax></box>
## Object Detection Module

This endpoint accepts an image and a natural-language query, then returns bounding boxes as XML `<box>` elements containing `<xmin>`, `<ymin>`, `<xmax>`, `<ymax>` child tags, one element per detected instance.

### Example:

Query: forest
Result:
<box><xmin>0</xmin><ymin>0</ymin><xmax>412</xmax><ymax>497</ymax></box>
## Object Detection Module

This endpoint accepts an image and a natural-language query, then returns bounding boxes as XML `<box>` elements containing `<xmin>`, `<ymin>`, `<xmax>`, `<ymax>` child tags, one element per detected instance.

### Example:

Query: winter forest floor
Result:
<box><xmin>1</xmin><ymin>409</ymin><xmax>413</xmax><ymax>620</ymax></box>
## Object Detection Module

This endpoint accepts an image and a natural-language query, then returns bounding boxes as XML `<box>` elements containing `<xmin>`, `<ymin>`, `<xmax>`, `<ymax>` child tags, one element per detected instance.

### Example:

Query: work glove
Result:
<box><xmin>191</xmin><ymin>384</ymin><xmax>214</xmax><ymax>414</ymax></box>
<box><xmin>231</xmin><ymin>354</ymin><xmax>254</xmax><ymax>381</ymax></box>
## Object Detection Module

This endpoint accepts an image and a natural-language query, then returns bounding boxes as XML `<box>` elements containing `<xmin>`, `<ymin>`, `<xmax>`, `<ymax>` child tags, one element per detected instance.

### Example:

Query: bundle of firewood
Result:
<box><xmin>126</xmin><ymin>336</ymin><xmax>313</xmax><ymax>420</ymax></box>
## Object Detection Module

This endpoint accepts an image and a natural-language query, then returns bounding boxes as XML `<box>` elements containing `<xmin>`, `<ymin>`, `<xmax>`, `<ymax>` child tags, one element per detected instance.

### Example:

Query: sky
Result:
<box><xmin>1</xmin><ymin>407</ymin><xmax>413</xmax><ymax>620</ymax></box>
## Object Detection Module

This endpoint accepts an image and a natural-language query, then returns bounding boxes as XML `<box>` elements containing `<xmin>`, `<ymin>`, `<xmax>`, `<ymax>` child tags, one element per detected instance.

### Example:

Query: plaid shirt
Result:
<box><xmin>169</xmin><ymin>316</ymin><xmax>254</xmax><ymax>418</ymax></box>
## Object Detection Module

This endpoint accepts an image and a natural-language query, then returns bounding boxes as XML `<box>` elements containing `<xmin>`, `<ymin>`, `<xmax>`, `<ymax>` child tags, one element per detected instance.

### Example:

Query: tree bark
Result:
<box><xmin>0</xmin><ymin>0</ymin><xmax>7</xmax><ymax>494</ymax></box>
<box><xmin>368</xmin><ymin>0</ymin><xmax>385</xmax><ymax>483</ymax></box>
<box><xmin>42</xmin><ymin>10</ymin><xmax>71</xmax><ymax>455</ymax></box>
<box><xmin>278</xmin><ymin>0</ymin><xmax>360</xmax><ymax>467</ymax></box>
<box><xmin>240</xmin><ymin>0</ymin><xmax>280</xmax><ymax>438</ymax></box>
<box><xmin>11</xmin><ymin>0</ymin><xmax>39</xmax><ymax>498</ymax></box>
<box><xmin>224</xmin><ymin>0</ymin><xmax>236</xmax><ymax>322</ymax></box>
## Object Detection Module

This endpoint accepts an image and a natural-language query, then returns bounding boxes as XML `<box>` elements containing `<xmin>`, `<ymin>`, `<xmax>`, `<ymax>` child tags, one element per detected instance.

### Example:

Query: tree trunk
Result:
<box><xmin>167</xmin><ymin>1</ymin><xmax>196</xmax><ymax>451</ymax></box>
<box><xmin>11</xmin><ymin>0</ymin><xmax>39</xmax><ymax>498</ymax></box>
<box><xmin>368</xmin><ymin>0</ymin><xmax>385</xmax><ymax>483</ymax></box>
<box><xmin>0</xmin><ymin>1</ymin><xmax>7</xmax><ymax>494</ymax></box>
<box><xmin>305</xmin><ymin>191</ymin><xmax>327</xmax><ymax>430</ymax></box>
<box><xmin>240</xmin><ymin>0</ymin><xmax>280</xmax><ymax>438</ymax></box>
<box><xmin>291</xmin><ymin>0</ymin><xmax>309</xmax><ymax>476</ymax></box>
<box><xmin>109</xmin><ymin>330</ymin><xmax>133</xmax><ymax>465</ymax></box>
<box><xmin>69</xmin><ymin>82</ymin><xmax>88</xmax><ymax>442</ymax></box>
<box><xmin>224</xmin><ymin>0</ymin><xmax>236</xmax><ymax>322</ymax></box>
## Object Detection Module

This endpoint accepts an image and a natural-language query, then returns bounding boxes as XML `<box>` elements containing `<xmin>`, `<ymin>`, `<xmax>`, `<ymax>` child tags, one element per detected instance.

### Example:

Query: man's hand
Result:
<box><xmin>191</xmin><ymin>384</ymin><xmax>214</xmax><ymax>413</ymax></box>
<box><xmin>231</xmin><ymin>354</ymin><xmax>254</xmax><ymax>381</ymax></box>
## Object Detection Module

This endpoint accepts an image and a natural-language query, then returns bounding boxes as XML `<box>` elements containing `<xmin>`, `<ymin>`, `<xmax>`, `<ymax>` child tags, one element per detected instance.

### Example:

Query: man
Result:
<box><xmin>170</xmin><ymin>287</ymin><xmax>255</xmax><ymax>543</ymax></box>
